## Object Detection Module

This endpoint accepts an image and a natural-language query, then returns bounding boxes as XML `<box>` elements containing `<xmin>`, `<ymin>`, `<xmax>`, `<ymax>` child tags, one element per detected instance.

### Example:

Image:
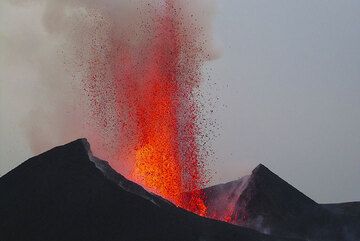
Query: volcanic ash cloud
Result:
<box><xmin>1</xmin><ymin>0</ymin><xmax>218</xmax><ymax>215</ymax></box>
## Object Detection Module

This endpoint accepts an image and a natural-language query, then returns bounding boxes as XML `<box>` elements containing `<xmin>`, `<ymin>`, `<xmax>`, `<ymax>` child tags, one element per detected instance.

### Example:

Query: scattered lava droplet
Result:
<box><xmin>83</xmin><ymin>0</ymin><xmax>211</xmax><ymax>216</ymax></box>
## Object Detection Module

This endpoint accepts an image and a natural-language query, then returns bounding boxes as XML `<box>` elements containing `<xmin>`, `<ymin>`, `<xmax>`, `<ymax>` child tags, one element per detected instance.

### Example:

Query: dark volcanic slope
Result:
<box><xmin>322</xmin><ymin>202</ymin><xmax>360</xmax><ymax>217</ymax></box>
<box><xmin>204</xmin><ymin>164</ymin><xmax>360</xmax><ymax>241</ymax></box>
<box><xmin>0</xmin><ymin>139</ymin><xmax>300</xmax><ymax>241</ymax></box>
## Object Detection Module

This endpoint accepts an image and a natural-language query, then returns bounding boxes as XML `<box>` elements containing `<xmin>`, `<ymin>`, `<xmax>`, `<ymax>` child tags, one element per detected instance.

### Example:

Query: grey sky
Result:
<box><xmin>1</xmin><ymin>0</ymin><xmax>360</xmax><ymax>203</ymax></box>
<box><xmin>208</xmin><ymin>0</ymin><xmax>360</xmax><ymax>203</ymax></box>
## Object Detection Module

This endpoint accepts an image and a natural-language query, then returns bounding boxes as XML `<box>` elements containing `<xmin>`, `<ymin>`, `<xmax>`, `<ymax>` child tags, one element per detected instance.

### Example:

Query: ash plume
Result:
<box><xmin>0</xmin><ymin>0</ymin><xmax>218</xmax><ymax>177</ymax></box>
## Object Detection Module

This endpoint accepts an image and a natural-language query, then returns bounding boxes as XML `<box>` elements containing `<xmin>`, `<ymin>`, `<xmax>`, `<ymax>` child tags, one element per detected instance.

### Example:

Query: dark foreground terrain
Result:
<box><xmin>0</xmin><ymin>139</ymin><xmax>301</xmax><ymax>241</ymax></box>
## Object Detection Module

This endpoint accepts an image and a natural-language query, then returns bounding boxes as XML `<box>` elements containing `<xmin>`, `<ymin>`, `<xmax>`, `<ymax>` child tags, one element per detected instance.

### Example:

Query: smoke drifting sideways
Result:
<box><xmin>1</xmin><ymin>0</ymin><xmax>219</xmax><ymax>209</ymax></box>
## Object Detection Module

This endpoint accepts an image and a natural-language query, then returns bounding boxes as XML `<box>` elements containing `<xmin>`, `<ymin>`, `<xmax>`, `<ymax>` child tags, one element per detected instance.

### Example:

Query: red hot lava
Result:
<box><xmin>84</xmin><ymin>0</ymin><xmax>212</xmax><ymax>216</ymax></box>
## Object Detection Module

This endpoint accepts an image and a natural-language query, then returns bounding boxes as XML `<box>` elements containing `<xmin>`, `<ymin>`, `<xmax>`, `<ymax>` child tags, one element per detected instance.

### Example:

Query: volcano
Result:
<box><xmin>0</xmin><ymin>139</ymin><xmax>302</xmax><ymax>241</ymax></box>
<box><xmin>203</xmin><ymin>164</ymin><xmax>360</xmax><ymax>241</ymax></box>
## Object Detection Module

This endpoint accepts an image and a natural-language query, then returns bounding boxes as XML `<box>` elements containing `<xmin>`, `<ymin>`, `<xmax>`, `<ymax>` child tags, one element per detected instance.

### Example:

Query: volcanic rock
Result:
<box><xmin>203</xmin><ymin>164</ymin><xmax>360</xmax><ymax>241</ymax></box>
<box><xmin>0</xmin><ymin>139</ymin><xmax>301</xmax><ymax>241</ymax></box>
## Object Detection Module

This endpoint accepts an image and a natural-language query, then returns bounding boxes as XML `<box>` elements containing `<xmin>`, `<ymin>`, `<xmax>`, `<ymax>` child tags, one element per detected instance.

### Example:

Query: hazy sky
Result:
<box><xmin>208</xmin><ymin>0</ymin><xmax>360</xmax><ymax>203</ymax></box>
<box><xmin>1</xmin><ymin>0</ymin><xmax>360</xmax><ymax>203</ymax></box>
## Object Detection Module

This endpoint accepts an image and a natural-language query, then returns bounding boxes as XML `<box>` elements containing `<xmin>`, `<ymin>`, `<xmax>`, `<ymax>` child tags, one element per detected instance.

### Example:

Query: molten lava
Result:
<box><xmin>112</xmin><ymin>1</ymin><xmax>207</xmax><ymax>215</ymax></box>
<box><xmin>83</xmin><ymin>0</ymin><xmax>211</xmax><ymax>216</ymax></box>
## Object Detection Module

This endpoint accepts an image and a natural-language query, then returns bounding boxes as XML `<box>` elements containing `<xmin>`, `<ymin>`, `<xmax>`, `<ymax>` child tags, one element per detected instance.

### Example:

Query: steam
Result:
<box><xmin>205</xmin><ymin>175</ymin><xmax>250</xmax><ymax>221</ymax></box>
<box><xmin>0</xmin><ymin>0</ymin><xmax>217</xmax><ymax>175</ymax></box>
<box><xmin>248</xmin><ymin>215</ymin><xmax>271</xmax><ymax>235</ymax></box>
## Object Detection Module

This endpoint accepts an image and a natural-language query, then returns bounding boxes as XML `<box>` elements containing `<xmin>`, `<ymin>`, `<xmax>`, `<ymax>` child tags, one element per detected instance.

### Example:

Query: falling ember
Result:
<box><xmin>82</xmin><ymin>0</ymin><xmax>214</xmax><ymax>216</ymax></box>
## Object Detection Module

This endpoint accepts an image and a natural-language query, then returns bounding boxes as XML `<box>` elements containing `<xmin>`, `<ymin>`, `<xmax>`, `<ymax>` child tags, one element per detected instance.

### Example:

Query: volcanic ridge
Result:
<box><xmin>0</xmin><ymin>139</ymin><xmax>359</xmax><ymax>241</ymax></box>
<box><xmin>203</xmin><ymin>164</ymin><xmax>360</xmax><ymax>241</ymax></box>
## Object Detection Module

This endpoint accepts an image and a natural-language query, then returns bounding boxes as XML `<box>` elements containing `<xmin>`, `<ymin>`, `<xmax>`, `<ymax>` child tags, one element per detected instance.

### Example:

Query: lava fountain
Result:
<box><xmin>82</xmin><ymin>0</ymin><xmax>215</xmax><ymax>216</ymax></box>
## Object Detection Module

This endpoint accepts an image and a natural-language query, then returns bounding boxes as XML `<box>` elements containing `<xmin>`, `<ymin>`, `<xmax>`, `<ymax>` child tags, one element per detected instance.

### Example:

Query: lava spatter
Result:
<box><xmin>83</xmin><ymin>0</ymin><xmax>213</xmax><ymax>216</ymax></box>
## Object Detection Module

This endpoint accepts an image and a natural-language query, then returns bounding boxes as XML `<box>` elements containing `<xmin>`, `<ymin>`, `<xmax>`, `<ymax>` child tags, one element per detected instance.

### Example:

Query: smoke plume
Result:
<box><xmin>1</xmin><ymin>0</ymin><xmax>219</xmax><ymax>215</ymax></box>
<box><xmin>0</xmin><ymin>0</ymin><xmax>217</xmax><ymax>172</ymax></box>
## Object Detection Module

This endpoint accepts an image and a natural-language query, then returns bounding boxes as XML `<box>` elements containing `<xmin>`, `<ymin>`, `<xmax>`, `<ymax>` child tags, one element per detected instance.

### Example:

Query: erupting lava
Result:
<box><xmin>120</xmin><ymin>1</ymin><xmax>207</xmax><ymax>215</ymax></box>
<box><xmin>83</xmin><ymin>0</ymin><xmax>212</xmax><ymax>216</ymax></box>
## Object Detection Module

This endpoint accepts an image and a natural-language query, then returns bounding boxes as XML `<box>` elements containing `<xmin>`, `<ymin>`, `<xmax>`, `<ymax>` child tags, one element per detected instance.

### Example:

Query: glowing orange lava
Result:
<box><xmin>132</xmin><ymin>79</ymin><xmax>183</xmax><ymax>205</ymax></box>
<box><xmin>114</xmin><ymin>1</ymin><xmax>207</xmax><ymax>215</ymax></box>
<box><xmin>84</xmin><ymin>0</ymin><xmax>209</xmax><ymax>216</ymax></box>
